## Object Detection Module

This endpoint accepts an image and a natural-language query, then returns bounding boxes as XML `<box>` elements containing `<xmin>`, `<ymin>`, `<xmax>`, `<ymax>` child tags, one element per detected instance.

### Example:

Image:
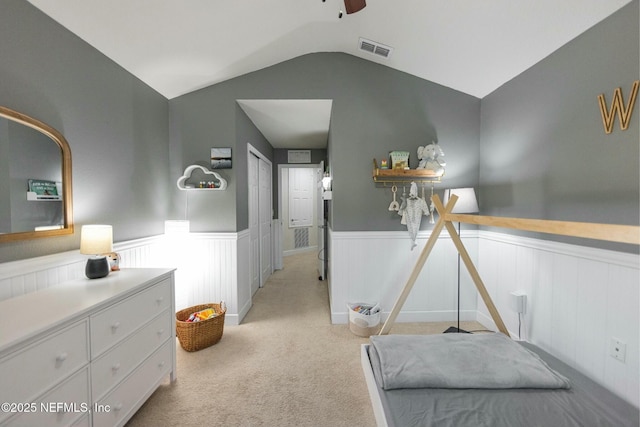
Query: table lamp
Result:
<box><xmin>80</xmin><ymin>225</ymin><xmax>113</xmax><ymax>279</ymax></box>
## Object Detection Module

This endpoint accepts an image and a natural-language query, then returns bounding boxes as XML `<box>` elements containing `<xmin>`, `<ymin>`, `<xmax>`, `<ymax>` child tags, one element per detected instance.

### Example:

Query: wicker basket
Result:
<box><xmin>176</xmin><ymin>303</ymin><xmax>226</xmax><ymax>352</ymax></box>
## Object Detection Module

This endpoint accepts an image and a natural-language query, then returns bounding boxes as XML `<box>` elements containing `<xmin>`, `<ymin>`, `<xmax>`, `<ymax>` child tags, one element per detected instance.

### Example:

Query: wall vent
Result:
<box><xmin>358</xmin><ymin>37</ymin><xmax>393</xmax><ymax>59</ymax></box>
<box><xmin>294</xmin><ymin>227</ymin><xmax>310</xmax><ymax>248</ymax></box>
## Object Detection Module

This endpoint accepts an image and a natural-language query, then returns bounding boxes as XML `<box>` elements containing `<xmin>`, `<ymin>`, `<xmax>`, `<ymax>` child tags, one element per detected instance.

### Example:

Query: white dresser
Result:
<box><xmin>0</xmin><ymin>268</ymin><xmax>177</xmax><ymax>427</ymax></box>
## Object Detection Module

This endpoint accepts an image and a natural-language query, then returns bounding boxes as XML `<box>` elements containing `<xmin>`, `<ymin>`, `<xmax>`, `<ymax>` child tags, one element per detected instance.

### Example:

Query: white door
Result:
<box><xmin>289</xmin><ymin>168</ymin><xmax>314</xmax><ymax>228</ymax></box>
<box><xmin>248</xmin><ymin>154</ymin><xmax>260</xmax><ymax>295</ymax></box>
<box><xmin>249</xmin><ymin>150</ymin><xmax>274</xmax><ymax>293</ymax></box>
<box><xmin>316</xmin><ymin>163</ymin><xmax>325</xmax><ymax>280</ymax></box>
<box><xmin>259</xmin><ymin>158</ymin><xmax>272</xmax><ymax>286</ymax></box>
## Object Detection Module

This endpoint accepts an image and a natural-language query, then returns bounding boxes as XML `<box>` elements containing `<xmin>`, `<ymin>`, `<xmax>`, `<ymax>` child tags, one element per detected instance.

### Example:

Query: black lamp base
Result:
<box><xmin>443</xmin><ymin>326</ymin><xmax>471</xmax><ymax>334</ymax></box>
<box><xmin>85</xmin><ymin>256</ymin><xmax>110</xmax><ymax>279</ymax></box>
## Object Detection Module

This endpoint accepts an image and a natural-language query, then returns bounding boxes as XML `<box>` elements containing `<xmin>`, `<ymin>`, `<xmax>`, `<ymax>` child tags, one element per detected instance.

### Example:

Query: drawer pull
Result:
<box><xmin>111</xmin><ymin>321</ymin><xmax>121</xmax><ymax>331</ymax></box>
<box><xmin>158</xmin><ymin>361</ymin><xmax>165</xmax><ymax>368</ymax></box>
<box><xmin>157</xmin><ymin>329</ymin><xmax>165</xmax><ymax>335</ymax></box>
<box><xmin>156</xmin><ymin>296</ymin><xmax>164</xmax><ymax>305</ymax></box>
<box><xmin>56</xmin><ymin>352</ymin><xmax>68</xmax><ymax>362</ymax></box>
<box><xmin>112</xmin><ymin>363</ymin><xmax>121</xmax><ymax>372</ymax></box>
<box><xmin>113</xmin><ymin>403</ymin><xmax>123</xmax><ymax>411</ymax></box>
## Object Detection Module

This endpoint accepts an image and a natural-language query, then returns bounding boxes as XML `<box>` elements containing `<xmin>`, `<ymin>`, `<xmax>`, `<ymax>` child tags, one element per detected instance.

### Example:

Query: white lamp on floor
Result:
<box><xmin>80</xmin><ymin>225</ymin><xmax>113</xmax><ymax>279</ymax></box>
<box><xmin>442</xmin><ymin>188</ymin><xmax>479</xmax><ymax>333</ymax></box>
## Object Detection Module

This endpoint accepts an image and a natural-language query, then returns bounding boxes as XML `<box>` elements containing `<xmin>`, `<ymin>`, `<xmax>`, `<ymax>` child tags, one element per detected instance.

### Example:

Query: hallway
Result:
<box><xmin>128</xmin><ymin>251</ymin><xmax>376</xmax><ymax>426</ymax></box>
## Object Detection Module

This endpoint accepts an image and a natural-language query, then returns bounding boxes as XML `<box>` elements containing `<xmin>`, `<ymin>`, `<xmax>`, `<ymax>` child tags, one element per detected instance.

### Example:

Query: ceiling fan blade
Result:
<box><xmin>344</xmin><ymin>0</ymin><xmax>366</xmax><ymax>14</ymax></box>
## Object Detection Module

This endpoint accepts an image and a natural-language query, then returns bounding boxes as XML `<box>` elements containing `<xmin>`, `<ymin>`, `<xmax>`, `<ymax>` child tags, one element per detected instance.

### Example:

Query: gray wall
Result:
<box><xmin>479</xmin><ymin>1</ymin><xmax>639</xmax><ymax>252</ymax></box>
<box><xmin>0</xmin><ymin>0</ymin><xmax>170</xmax><ymax>262</ymax></box>
<box><xmin>170</xmin><ymin>53</ymin><xmax>481</xmax><ymax>233</ymax></box>
<box><xmin>0</xmin><ymin>119</ymin><xmax>9</xmax><ymax>232</ymax></box>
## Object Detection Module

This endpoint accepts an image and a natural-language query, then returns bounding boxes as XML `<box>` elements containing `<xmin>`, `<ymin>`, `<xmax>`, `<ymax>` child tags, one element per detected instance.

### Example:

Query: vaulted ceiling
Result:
<box><xmin>26</xmin><ymin>0</ymin><xmax>632</xmax><ymax>148</ymax></box>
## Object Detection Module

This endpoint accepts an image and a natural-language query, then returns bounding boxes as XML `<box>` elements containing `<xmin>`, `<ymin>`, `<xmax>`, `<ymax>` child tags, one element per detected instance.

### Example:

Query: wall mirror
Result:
<box><xmin>0</xmin><ymin>106</ymin><xmax>73</xmax><ymax>242</ymax></box>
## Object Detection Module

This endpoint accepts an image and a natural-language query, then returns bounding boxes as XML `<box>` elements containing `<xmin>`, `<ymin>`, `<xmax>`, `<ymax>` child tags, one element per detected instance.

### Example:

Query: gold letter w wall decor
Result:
<box><xmin>598</xmin><ymin>80</ymin><xmax>639</xmax><ymax>134</ymax></box>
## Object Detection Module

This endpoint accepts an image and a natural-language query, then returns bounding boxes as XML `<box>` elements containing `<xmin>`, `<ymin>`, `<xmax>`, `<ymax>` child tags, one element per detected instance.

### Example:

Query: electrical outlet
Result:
<box><xmin>509</xmin><ymin>291</ymin><xmax>526</xmax><ymax>314</ymax></box>
<box><xmin>610</xmin><ymin>337</ymin><xmax>627</xmax><ymax>363</ymax></box>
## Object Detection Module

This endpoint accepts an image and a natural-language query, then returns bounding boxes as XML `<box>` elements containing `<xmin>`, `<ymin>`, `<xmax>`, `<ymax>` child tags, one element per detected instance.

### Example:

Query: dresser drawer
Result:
<box><xmin>93</xmin><ymin>341</ymin><xmax>173</xmax><ymax>427</ymax></box>
<box><xmin>5</xmin><ymin>367</ymin><xmax>90</xmax><ymax>427</ymax></box>
<box><xmin>90</xmin><ymin>278</ymin><xmax>171</xmax><ymax>356</ymax></box>
<box><xmin>91</xmin><ymin>309</ymin><xmax>172</xmax><ymax>399</ymax></box>
<box><xmin>0</xmin><ymin>320</ymin><xmax>89</xmax><ymax>410</ymax></box>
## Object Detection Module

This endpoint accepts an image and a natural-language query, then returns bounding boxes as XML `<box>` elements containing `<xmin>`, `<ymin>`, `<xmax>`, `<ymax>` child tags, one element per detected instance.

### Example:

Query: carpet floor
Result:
<box><xmin>126</xmin><ymin>251</ymin><xmax>484</xmax><ymax>426</ymax></box>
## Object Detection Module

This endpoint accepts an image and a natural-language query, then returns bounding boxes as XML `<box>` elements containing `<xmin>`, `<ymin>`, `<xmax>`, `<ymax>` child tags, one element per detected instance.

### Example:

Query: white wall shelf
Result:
<box><xmin>177</xmin><ymin>164</ymin><xmax>227</xmax><ymax>191</ymax></box>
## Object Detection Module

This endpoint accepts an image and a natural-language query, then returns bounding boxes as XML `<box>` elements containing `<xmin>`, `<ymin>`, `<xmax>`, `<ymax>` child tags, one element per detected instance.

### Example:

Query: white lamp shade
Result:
<box><xmin>443</xmin><ymin>188</ymin><xmax>479</xmax><ymax>214</ymax></box>
<box><xmin>322</xmin><ymin>176</ymin><xmax>332</xmax><ymax>191</ymax></box>
<box><xmin>80</xmin><ymin>225</ymin><xmax>113</xmax><ymax>255</ymax></box>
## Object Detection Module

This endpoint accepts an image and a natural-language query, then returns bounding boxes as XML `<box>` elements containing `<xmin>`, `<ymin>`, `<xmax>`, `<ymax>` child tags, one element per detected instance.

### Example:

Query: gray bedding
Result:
<box><xmin>369</xmin><ymin>333</ymin><xmax>570</xmax><ymax>390</ymax></box>
<box><xmin>365</xmin><ymin>335</ymin><xmax>639</xmax><ymax>427</ymax></box>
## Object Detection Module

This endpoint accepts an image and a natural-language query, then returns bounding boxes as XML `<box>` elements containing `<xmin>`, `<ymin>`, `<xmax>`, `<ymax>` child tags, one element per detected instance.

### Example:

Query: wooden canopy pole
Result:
<box><xmin>433</xmin><ymin>196</ymin><xmax>509</xmax><ymax>336</ymax></box>
<box><xmin>379</xmin><ymin>194</ymin><xmax>509</xmax><ymax>336</ymax></box>
<box><xmin>378</xmin><ymin>194</ymin><xmax>457</xmax><ymax>335</ymax></box>
<box><xmin>446</xmin><ymin>213</ymin><xmax>640</xmax><ymax>245</ymax></box>
<box><xmin>379</xmin><ymin>193</ymin><xmax>639</xmax><ymax>336</ymax></box>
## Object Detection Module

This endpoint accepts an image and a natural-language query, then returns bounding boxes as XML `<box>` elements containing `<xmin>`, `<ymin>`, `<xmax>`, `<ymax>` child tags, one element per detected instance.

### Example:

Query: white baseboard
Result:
<box><xmin>283</xmin><ymin>245</ymin><xmax>318</xmax><ymax>257</ymax></box>
<box><xmin>332</xmin><ymin>309</ymin><xmax>477</xmax><ymax>325</ymax></box>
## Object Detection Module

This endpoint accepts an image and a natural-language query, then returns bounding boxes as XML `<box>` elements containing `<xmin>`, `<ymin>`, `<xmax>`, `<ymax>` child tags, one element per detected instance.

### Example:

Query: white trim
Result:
<box><xmin>479</xmin><ymin>230</ymin><xmax>639</xmax><ymax>268</ymax></box>
<box><xmin>0</xmin><ymin>250</ymin><xmax>85</xmax><ymax>281</ymax></box>
<box><xmin>247</xmin><ymin>143</ymin><xmax>274</xmax><ymax>289</ymax></box>
<box><xmin>0</xmin><ymin>235</ymin><xmax>164</xmax><ymax>281</ymax></box>
<box><xmin>277</xmin><ymin>162</ymin><xmax>324</xmax><ymax>261</ymax></box>
<box><xmin>330</xmin><ymin>229</ymin><xmax>478</xmax><ymax>241</ymax></box>
<box><xmin>247</xmin><ymin>142</ymin><xmax>271</xmax><ymax>163</ymax></box>
<box><xmin>188</xmin><ymin>231</ymin><xmax>247</xmax><ymax>240</ymax></box>
<box><xmin>114</xmin><ymin>235</ymin><xmax>163</xmax><ymax>251</ymax></box>
<box><xmin>283</xmin><ymin>245</ymin><xmax>318</xmax><ymax>257</ymax></box>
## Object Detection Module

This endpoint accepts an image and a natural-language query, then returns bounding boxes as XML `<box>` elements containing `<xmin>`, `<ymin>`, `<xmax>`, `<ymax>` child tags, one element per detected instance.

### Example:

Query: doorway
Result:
<box><xmin>277</xmin><ymin>163</ymin><xmax>325</xmax><ymax>280</ymax></box>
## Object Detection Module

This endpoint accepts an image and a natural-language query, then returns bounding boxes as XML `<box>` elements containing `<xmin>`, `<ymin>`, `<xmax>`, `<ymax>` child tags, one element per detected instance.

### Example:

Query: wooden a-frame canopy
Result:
<box><xmin>379</xmin><ymin>193</ymin><xmax>640</xmax><ymax>336</ymax></box>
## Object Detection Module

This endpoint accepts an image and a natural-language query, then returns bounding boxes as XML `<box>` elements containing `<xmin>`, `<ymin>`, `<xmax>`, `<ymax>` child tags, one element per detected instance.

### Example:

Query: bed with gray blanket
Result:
<box><xmin>361</xmin><ymin>333</ymin><xmax>639</xmax><ymax>427</ymax></box>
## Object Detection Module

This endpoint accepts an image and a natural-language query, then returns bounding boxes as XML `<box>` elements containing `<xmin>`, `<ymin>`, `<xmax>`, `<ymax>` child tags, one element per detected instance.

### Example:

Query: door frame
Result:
<box><xmin>277</xmin><ymin>162</ymin><xmax>324</xmax><ymax>262</ymax></box>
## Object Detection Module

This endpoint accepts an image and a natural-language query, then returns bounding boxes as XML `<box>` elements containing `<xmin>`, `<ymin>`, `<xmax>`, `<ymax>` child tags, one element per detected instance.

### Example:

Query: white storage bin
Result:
<box><xmin>347</xmin><ymin>303</ymin><xmax>381</xmax><ymax>337</ymax></box>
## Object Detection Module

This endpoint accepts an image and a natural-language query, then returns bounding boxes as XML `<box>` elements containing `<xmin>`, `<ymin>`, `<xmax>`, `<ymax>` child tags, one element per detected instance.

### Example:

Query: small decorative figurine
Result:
<box><xmin>416</xmin><ymin>143</ymin><xmax>446</xmax><ymax>175</ymax></box>
<box><xmin>106</xmin><ymin>252</ymin><xmax>121</xmax><ymax>271</ymax></box>
<box><xmin>389</xmin><ymin>151</ymin><xmax>410</xmax><ymax>170</ymax></box>
<box><xmin>380</xmin><ymin>159</ymin><xmax>388</xmax><ymax>169</ymax></box>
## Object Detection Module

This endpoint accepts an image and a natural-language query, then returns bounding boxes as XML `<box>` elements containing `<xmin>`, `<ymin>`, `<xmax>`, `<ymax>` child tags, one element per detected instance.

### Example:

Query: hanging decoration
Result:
<box><xmin>398</xmin><ymin>182</ymin><xmax>431</xmax><ymax>250</ymax></box>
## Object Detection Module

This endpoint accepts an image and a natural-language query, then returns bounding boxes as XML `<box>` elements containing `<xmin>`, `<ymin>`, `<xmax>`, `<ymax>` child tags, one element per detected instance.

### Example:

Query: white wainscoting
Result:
<box><xmin>0</xmin><ymin>236</ymin><xmax>162</xmax><ymax>301</ymax></box>
<box><xmin>124</xmin><ymin>231</ymin><xmax>251</xmax><ymax>326</ymax></box>
<box><xmin>329</xmin><ymin>227</ymin><xmax>639</xmax><ymax>406</ymax></box>
<box><xmin>477</xmin><ymin>230</ymin><xmax>639</xmax><ymax>407</ymax></box>
<box><xmin>0</xmin><ymin>232</ymin><xmax>251</xmax><ymax>326</ymax></box>
<box><xmin>328</xmin><ymin>227</ymin><xmax>479</xmax><ymax>325</ymax></box>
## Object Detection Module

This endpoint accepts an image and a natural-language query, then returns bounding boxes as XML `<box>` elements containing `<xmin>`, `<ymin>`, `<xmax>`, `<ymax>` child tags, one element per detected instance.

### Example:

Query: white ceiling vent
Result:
<box><xmin>358</xmin><ymin>37</ymin><xmax>393</xmax><ymax>59</ymax></box>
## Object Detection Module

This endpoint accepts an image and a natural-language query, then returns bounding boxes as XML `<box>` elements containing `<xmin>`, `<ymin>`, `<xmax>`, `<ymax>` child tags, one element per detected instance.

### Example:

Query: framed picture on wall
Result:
<box><xmin>211</xmin><ymin>148</ymin><xmax>232</xmax><ymax>169</ymax></box>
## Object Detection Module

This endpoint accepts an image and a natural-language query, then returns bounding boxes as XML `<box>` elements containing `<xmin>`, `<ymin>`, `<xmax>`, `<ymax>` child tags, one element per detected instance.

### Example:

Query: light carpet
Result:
<box><xmin>126</xmin><ymin>251</ymin><xmax>484</xmax><ymax>426</ymax></box>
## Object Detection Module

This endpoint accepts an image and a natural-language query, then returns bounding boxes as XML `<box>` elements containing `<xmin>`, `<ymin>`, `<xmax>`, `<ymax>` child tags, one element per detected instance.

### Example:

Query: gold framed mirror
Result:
<box><xmin>0</xmin><ymin>106</ymin><xmax>73</xmax><ymax>242</ymax></box>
